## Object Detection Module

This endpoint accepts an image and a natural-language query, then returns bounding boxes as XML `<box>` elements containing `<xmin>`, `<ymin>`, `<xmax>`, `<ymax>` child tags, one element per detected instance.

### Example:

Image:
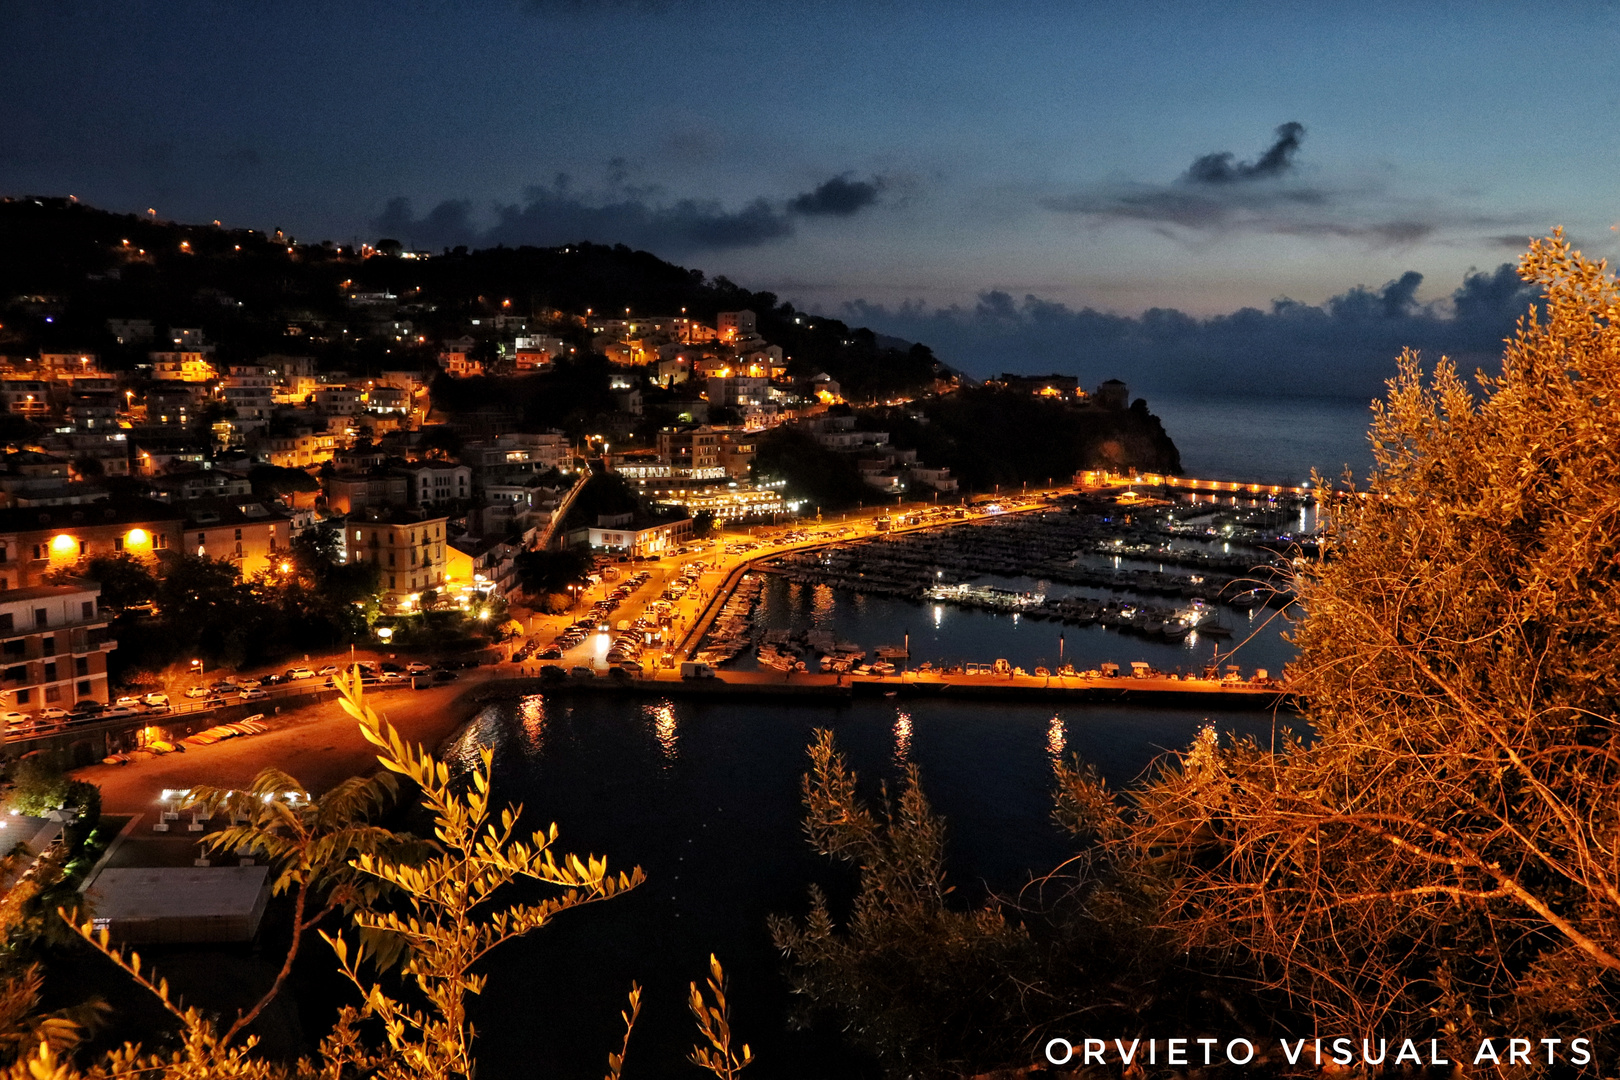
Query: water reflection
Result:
<box><xmin>812</xmin><ymin>583</ymin><xmax>835</xmax><ymax>625</ymax></box>
<box><xmin>517</xmin><ymin>694</ymin><xmax>546</xmax><ymax>754</ymax></box>
<box><xmin>646</xmin><ymin>699</ymin><xmax>679</xmax><ymax>764</ymax></box>
<box><xmin>1046</xmin><ymin>714</ymin><xmax>1065</xmax><ymax>768</ymax></box>
<box><xmin>893</xmin><ymin>709</ymin><xmax>912</xmax><ymax>765</ymax></box>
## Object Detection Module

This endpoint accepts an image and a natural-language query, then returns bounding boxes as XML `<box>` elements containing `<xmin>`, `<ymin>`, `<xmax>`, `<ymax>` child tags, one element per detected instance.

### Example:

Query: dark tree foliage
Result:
<box><xmin>750</xmin><ymin>427</ymin><xmax>876</xmax><ymax>512</ymax></box>
<box><xmin>248</xmin><ymin>464</ymin><xmax>320</xmax><ymax>499</ymax></box>
<box><xmin>512</xmin><ymin>548</ymin><xmax>594</xmax><ymax>598</ymax></box>
<box><xmin>562</xmin><ymin>472</ymin><xmax>644</xmax><ymax>528</ymax></box>
<box><xmin>878</xmin><ymin>387</ymin><xmax>1181</xmax><ymax>491</ymax></box>
<box><xmin>52</xmin><ymin>553</ymin><xmax>157</xmax><ymax>610</ymax></box>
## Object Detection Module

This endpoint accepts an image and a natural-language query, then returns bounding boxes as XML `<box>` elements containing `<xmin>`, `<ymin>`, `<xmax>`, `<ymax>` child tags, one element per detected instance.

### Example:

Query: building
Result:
<box><xmin>0</xmin><ymin>380</ymin><xmax>52</xmax><ymax>418</ymax></box>
<box><xmin>717</xmin><ymin>310</ymin><xmax>757</xmax><ymax>342</ymax></box>
<box><xmin>325</xmin><ymin>472</ymin><xmax>407</xmax><ymax>515</ymax></box>
<box><xmin>106</xmin><ymin>319</ymin><xmax>155</xmax><ymax>345</ymax></box>
<box><xmin>0</xmin><ymin>581</ymin><xmax>115</xmax><ymax>710</ymax></box>
<box><xmin>251</xmin><ymin>426</ymin><xmax>339</xmax><ymax>468</ymax></box>
<box><xmin>365</xmin><ymin>385</ymin><xmax>411</xmax><ymax>414</ymax></box>
<box><xmin>222</xmin><ymin>366</ymin><xmax>275</xmax><ymax>420</ymax></box>
<box><xmin>706</xmin><ymin>375</ymin><xmax>769</xmax><ymax>408</ymax></box>
<box><xmin>83</xmin><ymin>865</ymin><xmax>270</xmax><ymax>944</ymax></box>
<box><xmin>182</xmin><ymin>500</ymin><xmax>293</xmax><ymax>576</ymax></box>
<box><xmin>312</xmin><ymin>387</ymin><xmax>363</xmax><ymax>417</ymax></box>
<box><xmin>395</xmin><ymin>462</ymin><xmax>471</xmax><ymax>507</ymax></box>
<box><xmin>996</xmin><ymin>373</ymin><xmax>1081</xmax><ymax>397</ymax></box>
<box><xmin>908</xmin><ymin>465</ymin><xmax>959</xmax><ymax>493</ymax></box>
<box><xmin>344</xmin><ymin>510</ymin><xmax>451</xmax><ymax>606</ymax></box>
<box><xmin>0</xmin><ymin>500</ymin><xmax>185</xmax><ymax>590</ymax></box>
<box><xmin>462</xmin><ymin>431</ymin><xmax>569</xmax><ymax>473</ymax></box>
<box><xmin>657</xmin><ymin>427</ymin><xmax>726</xmax><ymax>478</ymax></box>
<box><xmin>586</xmin><ymin>514</ymin><xmax>692</xmax><ymax>557</ymax></box>
<box><xmin>147</xmin><ymin>470</ymin><xmax>254</xmax><ymax>503</ymax></box>
<box><xmin>148</xmin><ymin>352</ymin><xmax>216</xmax><ymax>382</ymax></box>
<box><xmin>651</xmin><ymin>484</ymin><xmax>783</xmax><ymax>522</ymax></box>
<box><xmin>513</xmin><ymin>335</ymin><xmax>566</xmax><ymax>370</ymax></box>
<box><xmin>1093</xmin><ymin>379</ymin><xmax>1129</xmax><ymax>410</ymax></box>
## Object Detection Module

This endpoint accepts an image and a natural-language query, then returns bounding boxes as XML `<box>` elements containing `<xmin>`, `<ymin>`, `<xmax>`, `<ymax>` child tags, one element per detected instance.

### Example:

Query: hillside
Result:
<box><xmin>0</xmin><ymin>195</ymin><xmax>945</xmax><ymax>401</ymax></box>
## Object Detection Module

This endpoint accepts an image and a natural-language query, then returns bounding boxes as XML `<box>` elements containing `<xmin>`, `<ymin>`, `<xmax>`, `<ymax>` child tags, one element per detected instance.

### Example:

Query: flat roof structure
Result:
<box><xmin>84</xmin><ymin>865</ymin><xmax>271</xmax><ymax>943</ymax></box>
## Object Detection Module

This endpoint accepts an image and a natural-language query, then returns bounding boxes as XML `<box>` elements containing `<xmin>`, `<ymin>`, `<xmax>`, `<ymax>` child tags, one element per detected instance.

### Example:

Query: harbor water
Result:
<box><xmin>462</xmin><ymin>693</ymin><xmax>1299</xmax><ymax>1079</ymax></box>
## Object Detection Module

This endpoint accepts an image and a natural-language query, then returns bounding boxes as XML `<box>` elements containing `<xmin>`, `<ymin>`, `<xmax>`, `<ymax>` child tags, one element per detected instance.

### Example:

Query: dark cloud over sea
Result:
<box><xmin>839</xmin><ymin>263</ymin><xmax>1536</xmax><ymax>399</ymax></box>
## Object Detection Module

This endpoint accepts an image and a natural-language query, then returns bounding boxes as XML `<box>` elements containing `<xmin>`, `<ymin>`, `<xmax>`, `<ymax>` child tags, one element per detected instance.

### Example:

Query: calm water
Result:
<box><xmin>1147</xmin><ymin>394</ymin><xmax>1377</xmax><ymax>485</ymax></box>
<box><xmin>461</xmin><ymin>694</ymin><xmax>1298</xmax><ymax>1079</ymax></box>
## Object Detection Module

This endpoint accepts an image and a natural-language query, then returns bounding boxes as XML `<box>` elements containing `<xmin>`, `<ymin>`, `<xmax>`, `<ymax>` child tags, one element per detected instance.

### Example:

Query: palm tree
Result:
<box><xmin>189</xmin><ymin>756</ymin><xmax>408</xmax><ymax>1044</ymax></box>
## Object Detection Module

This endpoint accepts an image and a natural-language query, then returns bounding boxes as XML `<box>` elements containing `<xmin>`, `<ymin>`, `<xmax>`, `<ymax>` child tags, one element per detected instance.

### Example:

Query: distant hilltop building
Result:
<box><xmin>996</xmin><ymin>373</ymin><xmax>1081</xmax><ymax>398</ymax></box>
<box><xmin>1093</xmin><ymin>379</ymin><xmax>1129</xmax><ymax>410</ymax></box>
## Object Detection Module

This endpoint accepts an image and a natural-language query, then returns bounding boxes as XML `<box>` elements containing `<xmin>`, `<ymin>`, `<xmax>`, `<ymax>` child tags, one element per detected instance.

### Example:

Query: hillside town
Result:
<box><xmin>0</xmin><ymin>200</ymin><xmax>1182</xmax><ymax>722</ymax></box>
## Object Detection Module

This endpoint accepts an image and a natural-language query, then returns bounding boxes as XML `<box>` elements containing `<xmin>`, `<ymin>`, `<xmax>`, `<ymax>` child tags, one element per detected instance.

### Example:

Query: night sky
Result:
<box><xmin>4</xmin><ymin>1</ymin><xmax>1617</xmax><ymax>394</ymax></box>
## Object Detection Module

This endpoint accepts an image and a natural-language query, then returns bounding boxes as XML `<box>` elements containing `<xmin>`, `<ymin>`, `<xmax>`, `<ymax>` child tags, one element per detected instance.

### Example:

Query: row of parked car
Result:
<box><xmin>2</xmin><ymin>694</ymin><xmax>168</xmax><ymax>735</ymax></box>
<box><xmin>659</xmin><ymin>563</ymin><xmax>707</xmax><ymax>604</ymax></box>
<box><xmin>2</xmin><ymin>658</ymin><xmax>481</xmax><ymax>740</ymax></box>
<box><xmin>531</xmin><ymin>571</ymin><xmax>659</xmax><ymax>661</ymax></box>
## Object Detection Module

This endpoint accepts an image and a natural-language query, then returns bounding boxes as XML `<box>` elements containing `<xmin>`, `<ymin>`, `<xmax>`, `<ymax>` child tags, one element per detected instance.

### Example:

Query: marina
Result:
<box><xmin>678</xmin><ymin>489</ymin><xmax>1303</xmax><ymax>698</ymax></box>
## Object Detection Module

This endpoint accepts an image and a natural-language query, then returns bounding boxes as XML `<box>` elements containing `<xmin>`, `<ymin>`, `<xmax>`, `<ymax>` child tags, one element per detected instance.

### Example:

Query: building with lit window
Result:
<box><xmin>0</xmin><ymin>500</ymin><xmax>185</xmax><ymax>590</ymax></box>
<box><xmin>0</xmin><ymin>581</ymin><xmax>115</xmax><ymax>711</ymax></box>
<box><xmin>183</xmin><ymin>500</ymin><xmax>294</xmax><ymax>578</ymax></box>
<box><xmin>585</xmin><ymin>513</ymin><xmax>692</xmax><ymax>557</ymax></box>
<box><xmin>344</xmin><ymin>509</ymin><xmax>450</xmax><ymax>607</ymax></box>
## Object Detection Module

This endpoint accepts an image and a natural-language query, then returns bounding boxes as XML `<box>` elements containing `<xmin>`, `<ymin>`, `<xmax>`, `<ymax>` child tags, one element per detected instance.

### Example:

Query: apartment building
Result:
<box><xmin>183</xmin><ymin>500</ymin><xmax>294</xmax><ymax>576</ymax></box>
<box><xmin>0</xmin><ymin>500</ymin><xmax>185</xmax><ymax>590</ymax></box>
<box><xmin>344</xmin><ymin>510</ymin><xmax>451</xmax><ymax>605</ymax></box>
<box><xmin>396</xmin><ymin>462</ymin><xmax>471</xmax><ymax>507</ymax></box>
<box><xmin>0</xmin><ymin>581</ymin><xmax>115</xmax><ymax>710</ymax></box>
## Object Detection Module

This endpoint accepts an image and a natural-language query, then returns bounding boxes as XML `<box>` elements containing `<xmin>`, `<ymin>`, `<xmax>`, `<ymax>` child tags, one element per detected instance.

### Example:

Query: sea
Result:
<box><xmin>455</xmin><ymin>397</ymin><xmax>1371</xmax><ymax>1079</ymax></box>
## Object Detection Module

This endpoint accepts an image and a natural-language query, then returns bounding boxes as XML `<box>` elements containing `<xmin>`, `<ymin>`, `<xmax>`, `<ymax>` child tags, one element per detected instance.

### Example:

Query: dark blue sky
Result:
<box><xmin>4</xmin><ymin>1</ymin><xmax>1617</xmax><ymax>393</ymax></box>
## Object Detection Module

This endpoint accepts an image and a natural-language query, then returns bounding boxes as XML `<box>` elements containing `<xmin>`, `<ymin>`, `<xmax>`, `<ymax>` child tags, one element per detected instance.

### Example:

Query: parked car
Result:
<box><xmin>261</xmin><ymin>673</ymin><xmax>290</xmax><ymax>685</ymax></box>
<box><xmin>316</xmin><ymin>664</ymin><xmax>341</xmax><ymax>677</ymax></box>
<box><xmin>235</xmin><ymin>678</ymin><xmax>262</xmax><ymax>690</ymax></box>
<box><xmin>1</xmin><ymin>711</ymin><xmax>29</xmax><ymax>727</ymax></box>
<box><xmin>185</xmin><ymin>686</ymin><xmax>211</xmax><ymax>698</ymax></box>
<box><xmin>143</xmin><ymin>692</ymin><xmax>170</xmax><ymax>708</ymax></box>
<box><xmin>379</xmin><ymin>662</ymin><xmax>404</xmax><ymax>674</ymax></box>
<box><xmin>37</xmin><ymin>707</ymin><xmax>68</xmax><ymax>722</ymax></box>
<box><xmin>101</xmin><ymin>706</ymin><xmax>139</xmax><ymax>719</ymax></box>
<box><xmin>405</xmin><ymin>662</ymin><xmax>432</xmax><ymax>674</ymax></box>
<box><xmin>287</xmin><ymin>667</ymin><xmax>315</xmax><ymax>680</ymax></box>
<box><xmin>239</xmin><ymin>687</ymin><xmax>267</xmax><ymax>701</ymax></box>
<box><xmin>378</xmin><ymin>671</ymin><xmax>404</xmax><ymax>682</ymax></box>
<box><xmin>68</xmin><ymin>701</ymin><xmax>106</xmax><ymax>719</ymax></box>
<box><xmin>432</xmin><ymin>670</ymin><xmax>458</xmax><ymax>682</ymax></box>
<box><xmin>114</xmin><ymin>696</ymin><xmax>145</xmax><ymax>710</ymax></box>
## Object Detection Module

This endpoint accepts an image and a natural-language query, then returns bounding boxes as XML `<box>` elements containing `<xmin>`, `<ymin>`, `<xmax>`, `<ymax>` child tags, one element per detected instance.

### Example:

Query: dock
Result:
<box><xmin>491</xmin><ymin>668</ymin><xmax>1296</xmax><ymax>710</ymax></box>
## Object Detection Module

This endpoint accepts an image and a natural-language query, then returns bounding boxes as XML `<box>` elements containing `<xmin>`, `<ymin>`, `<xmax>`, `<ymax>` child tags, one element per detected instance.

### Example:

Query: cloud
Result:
<box><xmin>372</xmin><ymin>171</ymin><xmax>883</xmax><ymax>254</ymax></box>
<box><xmin>787</xmin><ymin>174</ymin><xmax>884</xmax><ymax>217</ymax></box>
<box><xmin>1041</xmin><ymin>121</ymin><xmax>1468</xmax><ymax>248</ymax></box>
<box><xmin>1184</xmin><ymin>121</ymin><xmax>1305</xmax><ymax>184</ymax></box>
<box><xmin>835</xmin><ymin>263</ymin><xmax>1538</xmax><ymax>400</ymax></box>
